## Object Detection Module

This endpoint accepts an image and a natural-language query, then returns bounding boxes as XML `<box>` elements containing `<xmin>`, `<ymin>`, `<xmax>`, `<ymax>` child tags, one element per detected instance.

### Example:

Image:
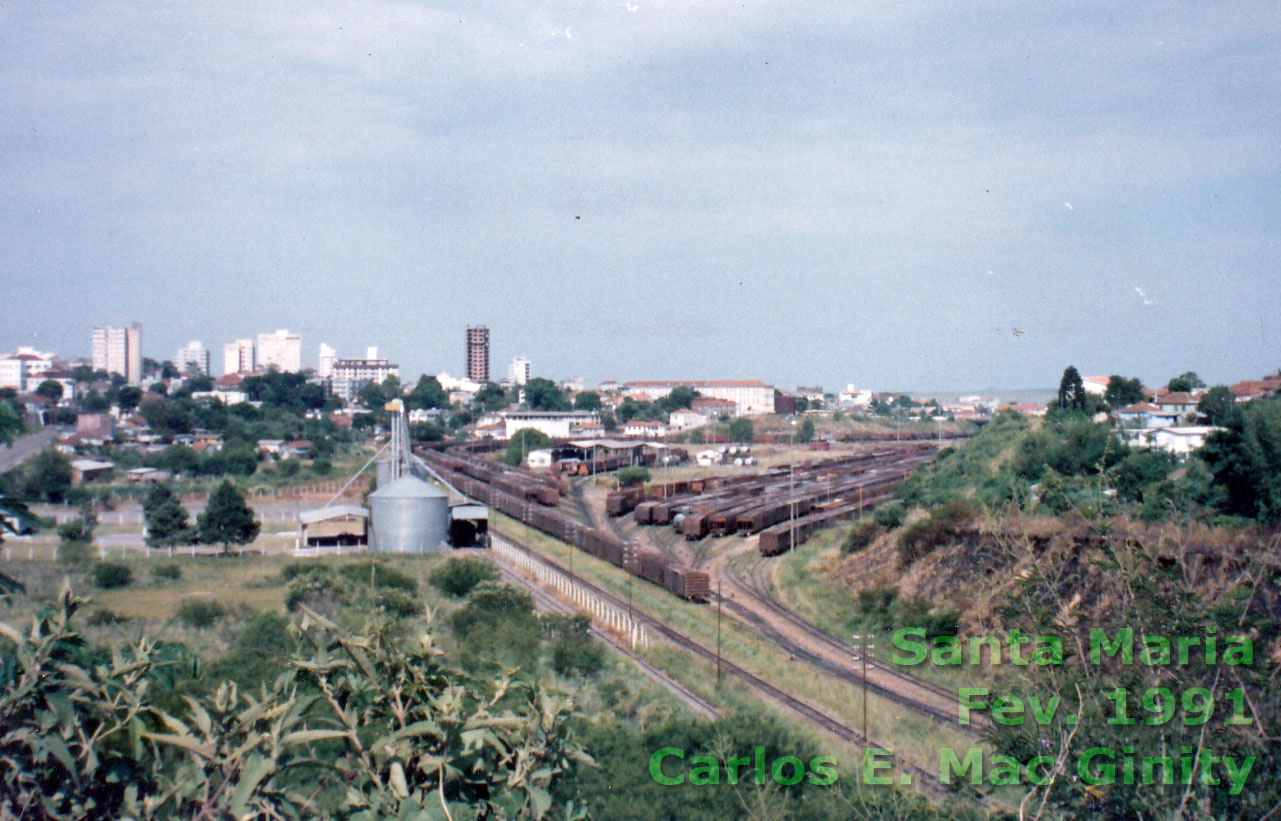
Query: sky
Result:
<box><xmin>1</xmin><ymin>1</ymin><xmax>1279</xmax><ymax>394</ymax></box>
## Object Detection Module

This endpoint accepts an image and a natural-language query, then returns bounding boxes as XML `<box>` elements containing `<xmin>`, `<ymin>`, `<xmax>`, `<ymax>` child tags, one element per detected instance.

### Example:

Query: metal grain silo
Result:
<box><xmin>368</xmin><ymin>475</ymin><xmax>448</xmax><ymax>553</ymax></box>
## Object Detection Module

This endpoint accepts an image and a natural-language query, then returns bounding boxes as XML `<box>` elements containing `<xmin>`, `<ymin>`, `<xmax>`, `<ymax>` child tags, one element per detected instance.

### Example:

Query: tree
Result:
<box><xmin>161</xmin><ymin>360</ymin><xmax>180</xmax><ymax>379</ymax></box>
<box><xmin>378</xmin><ymin>373</ymin><xmax>403</xmax><ymax>402</ymax></box>
<box><xmin>34</xmin><ymin>380</ymin><xmax>63</xmax><ymax>401</ymax></box>
<box><xmin>600</xmin><ymin>411</ymin><xmax>618</xmax><ymax>432</ymax></box>
<box><xmin>0</xmin><ymin>402</ymin><xmax>22</xmax><ymax>444</ymax></box>
<box><xmin>472</xmin><ymin>382</ymin><xmax>509</xmax><ymax>413</ymax></box>
<box><xmin>1197</xmin><ymin>384</ymin><xmax>1235</xmax><ymax>425</ymax></box>
<box><xmin>145</xmin><ymin>485</ymin><xmax>195</xmax><ymax>549</ymax></box>
<box><xmin>657</xmin><ymin>385</ymin><xmax>699</xmax><ymax>413</ymax></box>
<box><xmin>80</xmin><ymin>390</ymin><xmax>110</xmax><ymax>413</ymax></box>
<box><xmin>796</xmin><ymin>418</ymin><xmax>816</xmax><ymax>443</ymax></box>
<box><xmin>23</xmin><ymin>447</ymin><xmax>72</xmax><ymax>503</ymax></box>
<box><xmin>1103</xmin><ymin>375</ymin><xmax>1145</xmax><ymax>409</ymax></box>
<box><xmin>1200</xmin><ymin>398</ymin><xmax>1281</xmax><ymax>521</ymax></box>
<box><xmin>727</xmin><ymin>417</ymin><xmax>754</xmax><ymax>443</ymax></box>
<box><xmin>160</xmin><ymin>443</ymin><xmax>199</xmax><ymax>476</ymax></box>
<box><xmin>184</xmin><ymin>374</ymin><xmax>214</xmax><ymax>392</ymax></box>
<box><xmin>197</xmin><ymin>480</ymin><xmax>261</xmax><ymax>552</ymax></box>
<box><xmin>524</xmin><ymin>377</ymin><xmax>569</xmax><ymax>411</ymax></box>
<box><xmin>357</xmin><ymin>382</ymin><xmax>386</xmax><ymax>411</ymax></box>
<box><xmin>1168</xmin><ymin>371</ymin><xmax>1204</xmax><ymax>392</ymax></box>
<box><xmin>1055</xmin><ymin>365</ymin><xmax>1087</xmax><ymax>411</ymax></box>
<box><xmin>406</xmin><ymin>375</ymin><xmax>447</xmax><ymax>410</ymax></box>
<box><xmin>148</xmin><ymin>381</ymin><xmax>168</xmax><ymax>396</ymax></box>
<box><xmin>116</xmin><ymin>385</ymin><xmax>143</xmax><ymax>412</ymax></box>
<box><xmin>617</xmin><ymin>466</ymin><xmax>650</xmax><ymax>487</ymax></box>
<box><xmin>504</xmin><ymin>428</ymin><xmax>552</xmax><ymax>466</ymax></box>
<box><xmin>573</xmin><ymin>391</ymin><xmax>601</xmax><ymax>411</ymax></box>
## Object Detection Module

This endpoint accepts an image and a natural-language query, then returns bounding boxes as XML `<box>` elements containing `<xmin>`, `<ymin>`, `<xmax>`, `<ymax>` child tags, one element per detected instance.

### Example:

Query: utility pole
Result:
<box><xmin>789</xmin><ymin>416</ymin><xmax>798</xmax><ymax>553</ymax></box>
<box><xmin>853</xmin><ymin>633</ymin><xmax>875</xmax><ymax>741</ymax></box>
<box><xmin>716</xmin><ymin>579</ymin><xmax>723</xmax><ymax>684</ymax></box>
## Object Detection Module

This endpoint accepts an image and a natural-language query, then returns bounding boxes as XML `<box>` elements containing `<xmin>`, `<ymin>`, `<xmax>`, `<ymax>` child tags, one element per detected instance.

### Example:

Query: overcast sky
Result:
<box><xmin>2</xmin><ymin>2</ymin><xmax>1278</xmax><ymax>393</ymax></box>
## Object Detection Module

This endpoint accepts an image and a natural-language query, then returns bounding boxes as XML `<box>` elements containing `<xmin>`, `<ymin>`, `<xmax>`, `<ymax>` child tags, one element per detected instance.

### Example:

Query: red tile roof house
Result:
<box><xmin>1230</xmin><ymin>377</ymin><xmax>1281</xmax><ymax>402</ymax></box>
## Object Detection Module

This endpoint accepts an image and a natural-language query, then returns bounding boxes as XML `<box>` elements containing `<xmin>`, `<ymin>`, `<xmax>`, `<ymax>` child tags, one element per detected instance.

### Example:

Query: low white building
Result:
<box><xmin>623</xmin><ymin>380</ymin><xmax>776</xmax><ymax>416</ymax></box>
<box><xmin>624</xmin><ymin>420</ymin><xmax>668</xmax><ymax>438</ymax></box>
<box><xmin>192</xmin><ymin>389</ymin><xmax>248</xmax><ymax>406</ymax></box>
<box><xmin>1125</xmin><ymin>426</ymin><xmax>1220</xmax><ymax>455</ymax></box>
<box><xmin>668</xmin><ymin>409</ymin><xmax>709</xmax><ymax>431</ymax></box>
<box><xmin>503</xmin><ymin>410</ymin><xmax>600</xmax><ymax>439</ymax></box>
<box><xmin>527</xmin><ymin>448</ymin><xmax>554</xmax><ymax>468</ymax></box>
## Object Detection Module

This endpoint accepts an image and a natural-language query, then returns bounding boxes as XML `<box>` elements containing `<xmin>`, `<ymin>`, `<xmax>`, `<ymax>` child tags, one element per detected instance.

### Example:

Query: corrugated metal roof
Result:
<box><xmin>368</xmin><ymin>475</ymin><xmax>447</xmax><ymax>499</ymax></box>
<box><xmin>299</xmin><ymin>505</ymin><xmax>370</xmax><ymax>524</ymax></box>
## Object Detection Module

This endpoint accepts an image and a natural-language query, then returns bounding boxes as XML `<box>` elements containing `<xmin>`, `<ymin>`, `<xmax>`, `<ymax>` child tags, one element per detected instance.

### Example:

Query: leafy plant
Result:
<box><xmin>93</xmin><ymin>562</ymin><xmax>133</xmax><ymax>589</ymax></box>
<box><xmin>175</xmin><ymin>598</ymin><xmax>226</xmax><ymax>628</ymax></box>
<box><xmin>428</xmin><ymin>555</ymin><xmax>499</xmax><ymax>597</ymax></box>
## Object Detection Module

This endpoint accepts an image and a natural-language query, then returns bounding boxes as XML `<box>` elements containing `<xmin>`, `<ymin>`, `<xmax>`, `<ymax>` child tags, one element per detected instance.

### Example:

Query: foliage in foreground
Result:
<box><xmin>0</xmin><ymin>583</ymin><xmax>592</xmax><ymax>819</ymax></box>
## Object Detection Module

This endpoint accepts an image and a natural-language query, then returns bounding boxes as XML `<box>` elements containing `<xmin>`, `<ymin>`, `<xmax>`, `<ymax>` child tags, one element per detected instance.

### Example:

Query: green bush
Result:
<box><xmin>841</xmin><ymin>519</ymin><xmax>880</xmax><ymax>555</ymax></box>
<box><xmin>338</xmin><ymin>561</ymin><xmax>418</xmax><ymax>593</ymax></box>
<box><xmin>57</xmin><ymin>540</ymin><xmax>93</xmax><ymax>565</ymax></box>
<box><xmin>87</xmin><ymin>608</ymin><xmax>129</xmax><ymax>626</ymax></box>
<box><xmin>93</xmin><ymin>562</ymin><xmax>133</xmax><ymax>590</ymax></box>
<box><xmin>175</xmin><ymin>598</ymin><xmax>226</xmax><ymax>628</ymax></box>
<box><xmin>546</xmin><ymin>614</ymin><xmax>605</xmax><ymax>677</ymax></box>
<box><xmin>312</xmin><ymin>457</ymin><xmax>332</xmax><ymax>476</ymax></box>
<box><xmin>151</xmin><ymin>563</ymin><xmax>182</xmax><ymax>581</ymax></box>
<box><xmin>617</xmin><ymin>466</ymin><xmax>650</xmax><ymax>487</ymax></box>
<box><xmin>375</xmin><ymin>589</ymin><xmax>422</xmax><ymax>618</ymax></box>
<box><xmin>872</xmin><ymin>500</ymin><xmax>906</xmax><ymax>528</ymax></box>
<box><xmin>896</xmin><ymin>499</ymin><xmax>975</xmax><ymax>566</ymax></box>
<box><xmin>429</xmin><ymin>556</ymin><xmax>499</xmax><ymax>597</ymax></box>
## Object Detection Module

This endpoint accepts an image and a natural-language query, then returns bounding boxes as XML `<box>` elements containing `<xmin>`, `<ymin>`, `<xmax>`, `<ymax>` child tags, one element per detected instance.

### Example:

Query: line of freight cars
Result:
<box><xmin>757</xmin><ymin>476</ymin><xmax>905</xmax><ymax>555</ymax></box>
<box><xmin>425</xmin><ymin>448</ymin><xmax>567</xmax><ymax>506</ymax></box>
<box><xmin>420</xmin><ymin>451</ymin><xmax>711</xmax><ymax>601</ymax></box>
<box><xmin>677</xmin><ymin>451</ymin><xmax>935</xmax><ymax>540</ymax></box>
<box><xmin>552</xmin><ymin>448</ymin><xmax>685</xmax><ymax>477</ymax></box>
<box><xmin>626</xmin><ymin>448</ymin><xmax>924</xmax><ymax>526</ymax></box>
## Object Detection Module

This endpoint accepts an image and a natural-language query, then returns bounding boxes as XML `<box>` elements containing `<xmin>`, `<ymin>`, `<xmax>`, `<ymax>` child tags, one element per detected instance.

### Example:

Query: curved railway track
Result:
<box><xmin>565</xmin><ymin>477</ymin><xmax>981</xmax><ymax>735</ymax></box>
<box><xmin>491</xmin><ymin>526</ymin><xmax>950</xmax><ymax>796</ymax></box>
<box><xmin>721</xmin><ymin>556</ymin><xmax>985</xmax><ymax>733</ymax></box>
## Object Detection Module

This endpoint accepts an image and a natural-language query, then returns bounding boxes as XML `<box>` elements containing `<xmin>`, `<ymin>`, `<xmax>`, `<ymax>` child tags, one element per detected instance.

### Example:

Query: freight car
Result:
<box><xmin>417</xmin><ymin>449</ymin><xmax>711</xmax><ymax>601</ymax></box>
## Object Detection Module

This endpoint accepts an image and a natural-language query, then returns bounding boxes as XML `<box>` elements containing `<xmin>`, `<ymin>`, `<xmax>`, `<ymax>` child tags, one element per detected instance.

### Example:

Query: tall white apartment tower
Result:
<box><xmin>175</xmin><ymin>340</ymin><xmax>211</xmax><ymax>375</ymax></box>
<box><xmin>256</xmin><ymin>329</ymin><xmax>302</xmax><ymax>372</ymax></box>
<box><xmin>92</xmin><ymin>323</ymin><xmax>143</xmax><ymax>383</ymax></box>
<box><xmin>508</xmin><ymin>356</ymin><xmax>531</xmax><ymax>386</ymax></box>
<box><xmin>318</xmin><ymin>343</ymin><xmax>336</xmax><ymax>378</ymax></box>
<box><xmin>223</xmin><ymin>339</ymin><xmax>255</xmax><ymax>375</ymax></box>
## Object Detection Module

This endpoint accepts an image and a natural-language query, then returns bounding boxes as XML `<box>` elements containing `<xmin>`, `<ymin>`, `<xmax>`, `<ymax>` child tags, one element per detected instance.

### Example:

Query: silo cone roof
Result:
<box><xmin>368</xmin><ymin>475</ymin><xmax>447</xmax><ymax>499</ymax></box>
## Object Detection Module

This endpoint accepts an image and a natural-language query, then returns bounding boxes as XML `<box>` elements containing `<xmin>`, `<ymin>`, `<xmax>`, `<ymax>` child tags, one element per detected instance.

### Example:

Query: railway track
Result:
<box><xmin>568</xmin><ymin>473</ymin><xmax>981</xmax><ymax>735</ymax></box>
<box><xmin>486</xmin><ymin>549</ymin><xmax>720</xmax><ymax>721</ymax></box>
<box><xmin>720</xmin><ymin>557</ymin><xmax>985</xmax><ymax>733</ymax></box>
<box><xmin>490</xmin><ymin>526</ymin><xmax>952</xmax><ymax>796</ymax></box>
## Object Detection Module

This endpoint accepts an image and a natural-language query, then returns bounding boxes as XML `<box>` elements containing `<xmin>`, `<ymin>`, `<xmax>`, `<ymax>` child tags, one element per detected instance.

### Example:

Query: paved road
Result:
<box><xmin>0</xmin><ymin>426</ymin><xmax>60</xmax><ymax>472</ymax></box>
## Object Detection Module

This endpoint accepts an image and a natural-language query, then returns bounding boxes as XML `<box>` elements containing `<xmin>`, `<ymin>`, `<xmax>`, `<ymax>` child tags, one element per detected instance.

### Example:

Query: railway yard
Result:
<box><xmin>414</xmin><ymin>437</ymin><xmax>991</xmax><ymax>796</ymax></box>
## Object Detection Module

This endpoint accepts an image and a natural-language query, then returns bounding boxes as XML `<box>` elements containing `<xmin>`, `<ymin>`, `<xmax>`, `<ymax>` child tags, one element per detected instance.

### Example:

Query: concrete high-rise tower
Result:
<box><xmin>508</xmin><ymin>356</ymin><xmax>531</xmax><ymax>386</ymax></box>
<box><xmin>466</xmin><ymin>325</ymin><xmax>489</xmax><ymax>383</ymax></box>
<box><xmin>92</xmin><ymin>323</ymin><xmax>143</xmax><ymax>384</ymax></box>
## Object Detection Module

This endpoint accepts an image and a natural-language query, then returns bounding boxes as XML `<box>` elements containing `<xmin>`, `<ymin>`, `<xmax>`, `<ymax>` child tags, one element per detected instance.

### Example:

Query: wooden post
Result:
<box><xmin>716</xmin><ymin>580</ymin><xmax>723</xmax><ymax>684</ymax></box>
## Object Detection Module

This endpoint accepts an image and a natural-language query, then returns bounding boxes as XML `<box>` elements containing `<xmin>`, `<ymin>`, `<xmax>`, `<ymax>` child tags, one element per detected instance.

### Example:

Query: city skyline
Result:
<box><xmin>2</xmin><ymin>3</ymin><xmax>1278</xmax><ymax>391</ymax></box>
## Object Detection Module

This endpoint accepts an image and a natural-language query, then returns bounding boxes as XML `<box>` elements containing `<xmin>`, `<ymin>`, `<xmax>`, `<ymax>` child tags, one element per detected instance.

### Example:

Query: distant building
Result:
<box><xmin>503</xmin><ymin>410</ymin><xmax>599</xmax><ymax>439</ymax></box>
<box><xmin>76</xmin><ymin>413</ymin><xmax>116</xmax><ymax>439</ymax></box>
<box><xmin>1082</xmin><ymin>376</ymin><xmax>1111</xmax><ymax>397</ymax></box>
<box><xmin>668</xmin><ymin>409</ymin><xmax>710</xmax><ymax>431</ymax></box>
<box><xmin>92</xmin><ymin>323</ymin><xmax>142</xmax><ymax>383</ymax></box>
<box><xmin>561</xmin><ymin>377</ymin><xmax>585</xmax><ymax>393</ymax></box>
<box><xmin>466</xmin><ymin>325</ymin><xmax>490</xmax><ymax>382</ymax></box>
<box><xmin>624</xmin><ymin>380</ymin><xmax>775</xmax><ymax>416</ymax></box>
<box><xmin>508</xmin><ymin>356</ymin><xmax>531</xmax><ymax>386</ymax></box>
<box><xmin>1125</xmin><ymin>426</ymin><xmax>1220</xmax><ymax>456</ymax></box>
<box><xmin>623</xmin><ymin>420</ymin><xmax>668</xmax><ymax>438</ymax></box>
<box><xmin>256</xmin><ymin>329</ymin><xmax>302</xmax><ymax>372</ymax></box>
<box><xmin>317</xmin><ymin>343</ymin><xmax>336</xmax><ymax>378</ymax></box>
<box><xmin>175</xmin><ymin>340</ymin><xmax>211</xmax><ymax>375</ymax></box>
<box><xmin>331</xmin><ymin>348</ymin><xmax>398</xmax><ymax>402</ymax></box>
<box><xmin>223</xmin><ymin>339</ymin><xmax>255</xmax><ymax>375</ymax></box>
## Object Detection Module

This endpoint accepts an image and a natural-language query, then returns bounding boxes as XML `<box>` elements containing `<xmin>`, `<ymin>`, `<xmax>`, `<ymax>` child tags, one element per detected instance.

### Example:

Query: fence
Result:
<box><xmin>491</xmin><ymin>539</ymin><xmax>649</xmax><ymax>650</ymax></box>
